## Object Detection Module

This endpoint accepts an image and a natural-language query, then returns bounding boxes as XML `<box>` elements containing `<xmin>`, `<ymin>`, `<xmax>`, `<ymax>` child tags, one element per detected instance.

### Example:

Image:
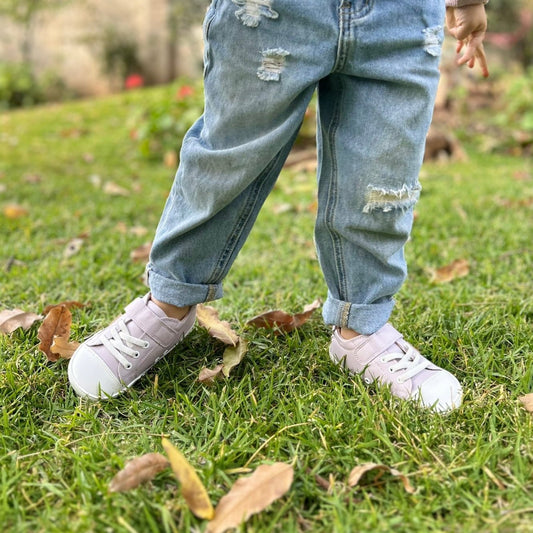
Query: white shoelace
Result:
<box><xmin>381</xmin><ymin>346</ymin><xmax>430</xmax><ymax>384</ymax></box>
<box><xmin>101</xmin><ymin>319</ymin><xmax>150</xmax><ymax>369</ymax></box>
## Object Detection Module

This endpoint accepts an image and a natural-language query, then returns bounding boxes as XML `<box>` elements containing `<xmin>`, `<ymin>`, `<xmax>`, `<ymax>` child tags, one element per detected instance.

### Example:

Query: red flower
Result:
<box><xmin>176</xmin><ymin>85</ymin><xmax>194</xmax><ymax>100</ymax></box>
<box><xmin>125</xmin><ymin>74</ymin><xmax>144</xmax><ymax>90</ymax></box>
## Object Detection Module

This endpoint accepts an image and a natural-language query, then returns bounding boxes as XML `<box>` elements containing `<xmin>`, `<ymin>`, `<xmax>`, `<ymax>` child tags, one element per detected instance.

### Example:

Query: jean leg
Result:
<box><xmin>147</xmin><ymin>0</ymin><xmax>335</xmax><ymax>307</ymax></box>
<box><xmin>316</xmin><ymin>0</ymin><xmax>445</xmax><ymax>334</ymax></box>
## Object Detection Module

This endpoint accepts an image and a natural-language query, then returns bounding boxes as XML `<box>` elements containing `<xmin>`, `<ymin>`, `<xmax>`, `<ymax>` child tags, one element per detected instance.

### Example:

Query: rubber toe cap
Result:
<box><xmin>418</xmin><ymin>371</ymin><xmax>463</xmax><ymax>413</ymax></box>
<box><xmin>68</xmin><ymin>345</ymin><xmax>123</xmax><ymax>400</ymax></box>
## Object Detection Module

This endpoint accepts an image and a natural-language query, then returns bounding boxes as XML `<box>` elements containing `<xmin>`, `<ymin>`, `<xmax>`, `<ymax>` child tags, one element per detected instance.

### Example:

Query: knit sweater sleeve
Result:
<box><xmin>445</xmin><ymin>0</ymin><xmax>488</xmax><ymax>6</ymax></box>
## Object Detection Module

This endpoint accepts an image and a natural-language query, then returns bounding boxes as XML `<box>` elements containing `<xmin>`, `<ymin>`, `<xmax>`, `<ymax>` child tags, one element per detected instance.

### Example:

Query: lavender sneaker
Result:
<box><xmin>68</xmin><ymin>293</ymin><xmax>196</xmax><ymax>399</ymax></box>
<box><xmin>329</xmin><ymin>323</ymin><xmax>462</xmax><ymax>412</ymax></box>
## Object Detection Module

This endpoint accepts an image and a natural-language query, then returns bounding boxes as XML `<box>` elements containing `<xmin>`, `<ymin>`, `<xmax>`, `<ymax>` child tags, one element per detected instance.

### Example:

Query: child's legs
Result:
<box><xmin>148</xmin><ymin>0</ymin><xmax>338</xmax><ymax>307</ymax></box>
<box><xmin>316</xmin><ymin>0</ymin><xmax>445</xmax><ymax>334</ymax></box>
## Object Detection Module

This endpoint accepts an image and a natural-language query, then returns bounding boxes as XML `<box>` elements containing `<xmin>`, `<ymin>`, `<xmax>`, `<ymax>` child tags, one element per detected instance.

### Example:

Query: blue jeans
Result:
<box><xmin>147</xmin><ymin>0</ymin><xmax>445</xmax><ymax>335</ymax></box>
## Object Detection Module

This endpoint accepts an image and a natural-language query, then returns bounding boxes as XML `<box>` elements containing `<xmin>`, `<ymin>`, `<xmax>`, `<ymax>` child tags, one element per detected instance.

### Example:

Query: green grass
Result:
<box><xmin>1</xmin><ymin>85</ymin><xmax>533</xmax><ymax>533</ymax></box>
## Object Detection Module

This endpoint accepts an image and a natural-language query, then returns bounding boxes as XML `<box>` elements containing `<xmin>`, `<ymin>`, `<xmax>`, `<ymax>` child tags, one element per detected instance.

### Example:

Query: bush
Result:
<box><xmin>488</xmin><ymin>69</ymin><xmax>533</xmax><ymax>154</ymax></box>
<box><xmin>0</xmin><ymin>62</ymin><xmax>72</xmax><ymax>109</ymax></box>
<box><xmin>128</xmin><ymin>79</ymin><xmax>205</xmax><ymax>159</ymax></box>
<box><xmin>129</xmin><ymin>79</ymin><xmax>318</xmax><ymax>161</ymax></box>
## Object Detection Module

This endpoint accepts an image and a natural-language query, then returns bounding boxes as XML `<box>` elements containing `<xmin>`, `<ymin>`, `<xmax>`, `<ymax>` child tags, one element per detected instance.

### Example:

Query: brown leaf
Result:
<box><xmin>131</xmin><ymin>242</ymin><xmax>152</xmax><ymax>263</ymax></box>
<box><xmin>161</xmin><ymin>437</ymin><xmax>215</xmax><ymax>520</ymax></box>
<box><xmin>37</xmin><ymin>305</ymin><xmax>73</xmax><ymax>362</ymax></box>
<box><xmin>519</xmin><ymin>393</ymin><xmax>533</xmax><ymax>413</ymax></box>
<box><xmin>3</xmin><ymin>204</ymin><xmax>29</xmax><ymax>219</ymax></box>
<box><xmin>197</xmin><ymin>305</ymin><xmax>239</xmax><ymax>346</ymax></box>
<box><xmin>198</xmin><ymin>364</ymin><xmax>224</xmax><ymax>385</ymax></box>
<box><xmin>50</xmin><ymin>335</ymin><xmax>80</xmax><ymax>359</ymax></box>
<box><xmin>42</xmin><ymin>301</ymin><xmax>85</xmax><ymax>315</ymax></box>
<box><xmin>109</xmin><ymin>452</ymin><xmax>170</xmax><ymax>492</ymax></box>
<box><xmin>103</xmin><ymin>181</ymin><xmax>130</xmax><ymax>196</ymax></box>
<box><xmin>222</xmin><ymin>339</ymin><xmax>248</xmax><ymax>377</ymax></box>
<box><xmin>23</xmin><ymin>173</ymin><xmax>42</xmax><ymax>184</ymax></box>
<box><xmin>348</xmin><ymin>463</ymin><xmax>415</xmax><ymax>494</ymax></box>
<box><xmin>207</xmin><ymin>463</ymin><xmax>294</xmax><ymax>533</ymax></box>
<box><xmin>429</xmin><ymin>259</ymin><xmax>470</xmax><ymax>284</ymax></box>
<box><xmin>247</xmin><ymin>300</ymin><xmax>321</xmax><ymax>334</ymax></box>
<box><xmin>0</xmin><ymin>309</ymin><xmax>42</xmax><ymax>334</ymax></box>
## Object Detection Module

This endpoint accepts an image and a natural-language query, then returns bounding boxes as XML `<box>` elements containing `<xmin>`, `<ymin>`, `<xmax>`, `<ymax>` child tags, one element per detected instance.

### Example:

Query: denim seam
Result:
<box><xmin>333</xmin><ymin>1</ymin><xmax>351</xmax><ymax>72</ymax></box>
<box><xmin>206</xmin><ymin>149</ymin><xmax>285</xmax><ymax>284</ymax></box>
<box><xmin>323</xmin><ymin>76</ymin><xmax>348</xmax><ymax>300</ymax></box>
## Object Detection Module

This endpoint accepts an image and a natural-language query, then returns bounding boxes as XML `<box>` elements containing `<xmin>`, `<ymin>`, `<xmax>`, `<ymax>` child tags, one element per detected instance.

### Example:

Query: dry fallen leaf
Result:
<box><xmin>247</xmin><ymin>300</ymin><xmax>321</xmax><ymax>334</ymax></box>
<box><xmin>50</xmin><ymin>335</ymin><xmax>80</xmax><ymax>359</ymax></box>
<box><xmin>0</xmin><ymin>309</ymin><xmax>42</xmax><ymax>334</ymax></box>
<box><xmin>348</xmin><ymin>463</ymin><xmax>415</xmax><ymax>494</ymax></box>
<box><xmin>207</xmin><ymin>462</ymin><xmax>294</xmax><ymax>533</ymax></box>
<box><xmin>161</xmin><ymin>437</ymin><xmax>214</xmax><ymax>520</ymax></box>
<box><xmin>198</xmin><ymin>364</ymin><xmax>224</xmax><ymax>385</ymax></box>
<box><xmin>131</xmin><ymin>242</ymin><xmax>152</xmax><ymax>263</ymax></box>
<box><xmin>3</xmin><ymin>204</ymin><xmax>29</xmax><ymax>219</ymax></box>
<box><xmin>197</xmin><ymin>305</ymin><xmax>239</xmax><ymax>346</ymax></box>
<box><xmin>109</xmin><ymin>452</ymin><xmax>170</xmax><ymax>492</ymax></box>
<box><xmin>103</xmin><ymin>181</ymin><xmax>130</xmax><ymax>197</ymax></box>
<box><xmin>429</xmin><ymin>259</ymin><xmax>470</xmax><ymax>284</ymax></box>
<box><xmin>42</xmin><ymin>301</ymin><xmax>85</xmax><ymax>315</ymax></box>
<box><xmin>222</xmin><ymin>339</ymin><xmax>248</xmax><ymax>377</ymax></box>
<box><xmin>37</xmin><ymin>304</ymin><xmax>83</xmax><ymax>362</ymax></box>
<box><xmin>519</xmin><ymin>393</ymin><xmax>533</xmax><ymax>413</ymax></box>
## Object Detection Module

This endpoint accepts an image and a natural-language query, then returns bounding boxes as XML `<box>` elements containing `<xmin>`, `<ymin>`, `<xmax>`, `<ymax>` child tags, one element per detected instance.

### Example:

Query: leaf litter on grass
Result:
<box><xmin>247</xmin><ymin>299</ymin><xmax>321</xmax><ymax>333</ymax></box>
<box><xmin>37</xmin><ymin>301</ymin><xmax>85</xmax><ymax>361</ymax></box>
<box><xmin>197</xmin><ymin>305</ymin><xmax>248</xmax><ymax>384</ymax></box>
<box><xmin>0</xmin><ymin>308</ymin><xmax>42</xmax><ymax>334</ymax></box>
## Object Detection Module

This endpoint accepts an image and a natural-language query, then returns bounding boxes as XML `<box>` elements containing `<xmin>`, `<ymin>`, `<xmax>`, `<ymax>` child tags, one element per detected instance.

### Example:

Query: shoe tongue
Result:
<box><xmin>381</xmin><ymin>338</ymin><xmax>410</xmax><ymax>359</ymax></box>
<box><xmin>146</xmin><ymin>297</ymin><xmax>169</xmax><ymax>318</ymax></box>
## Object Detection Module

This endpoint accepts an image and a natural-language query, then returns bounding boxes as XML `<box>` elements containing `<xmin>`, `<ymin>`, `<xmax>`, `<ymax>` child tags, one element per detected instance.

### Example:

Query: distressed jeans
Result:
<box><xmin>147</xmin><ymin>0</ymin><xmax>445</xmax><ymax>335</ymax></box>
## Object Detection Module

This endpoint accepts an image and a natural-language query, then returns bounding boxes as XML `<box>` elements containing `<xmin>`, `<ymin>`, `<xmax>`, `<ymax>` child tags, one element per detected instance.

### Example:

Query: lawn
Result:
<box><xmin>1</xmin><ymin>85</ymin><xmax>533</xmax><ymax>532</ymax></box>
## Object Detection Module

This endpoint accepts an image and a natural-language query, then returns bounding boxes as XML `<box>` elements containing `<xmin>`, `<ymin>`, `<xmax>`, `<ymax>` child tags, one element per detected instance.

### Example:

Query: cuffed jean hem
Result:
<box><xmin>147</xmin><ymin>264</ymin><xmax>223</xmax><ymax>307</ymax></box>
<box><xmin>322</xmin><ymin>293</ymin><xmax>396</xmax><ymax>335</ymax></box>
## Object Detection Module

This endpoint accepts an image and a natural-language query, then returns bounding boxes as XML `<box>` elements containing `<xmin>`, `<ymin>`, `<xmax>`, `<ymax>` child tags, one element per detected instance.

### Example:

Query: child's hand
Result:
<box><xmin>446</xmin><ymin>4</ymin><xmax>489</xmax><ymax>78</ymax></box>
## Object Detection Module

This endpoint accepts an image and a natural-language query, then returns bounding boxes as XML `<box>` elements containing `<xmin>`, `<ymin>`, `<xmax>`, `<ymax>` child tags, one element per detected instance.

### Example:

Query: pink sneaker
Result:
<box><xmin>329</xmin><ymin>323</ymin><xmax>462</xmax><ymax>412</ymax></box>
<box><xmin>68</xmin><ymin>294</ymin><xmax>196</xmax><ymax>399</ymax></box>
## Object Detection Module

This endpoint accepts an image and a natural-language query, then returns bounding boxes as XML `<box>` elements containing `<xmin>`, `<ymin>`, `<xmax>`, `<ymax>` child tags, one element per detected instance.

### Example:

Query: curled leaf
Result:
<box><xmin>348</xmin><ymin>463</ymin><xmax>415</xmax><ymax>494</ymax></box>
<box><xmin>109</xmin><ymin>452</ymin><xmax>169</xmax><ymax>492</ymax></box>
<box><xmin>43</xmin><ymin>301</ymin><xmax>85</xmax><ymax>315</ymax></box>
<box><xmin>222</xmin><ymin>339</ymin><xmax>248</xmax><ymax>377</ymax></box>
<box><xmin>207</xmin><ymin>462</ymin><xmax>294</xmax><ymax>533</ymax></box>
<box><xmin>247</xmin><ymin>299</ymin><xmax>321</xmax><ymax>334</ymax></box>
<box><xmin>161</xmin><ymin>437</ymin><xmax>214</xmax><ymax>520</ymax></box>
<box><xmin>198</xmin><ymin>364</ymin><xmax>224</xmax><ymax>385</ymax></box>
<box><xmin>197</xmin><ymin>305</ymin><xmax>239</xmax><ymax>346</ymax></box>
<box><xmin>50</xmin><ymin>335</ymin><xmax>80</xmax><ymax>359</ymax></box>
<box><xmin>38</xmin><ymin>305</ymin><xmax>73</xmax><ymax>362</ymax></box>
<box><xmin>429</xmin><ymin>259</ymin><xmax>470</xmax><ymax>284</ymax></box>
<box><xmin>0</xmin><ymin>309</ymin><xmax>42</xmax><ymax>334</ymax></box>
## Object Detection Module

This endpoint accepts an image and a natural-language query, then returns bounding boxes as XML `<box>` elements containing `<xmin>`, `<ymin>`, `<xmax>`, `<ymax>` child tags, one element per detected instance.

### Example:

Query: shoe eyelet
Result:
<box><xmin>133</xmin><ymin>351</ymin><xmax>140</xmax><ymax>358</ymax></box>
<box><xmin>125</xmin><ymin>363</ymin><xmax>132</xmax><ymax>370</ymax></box>
<box><xmin>364</xmin><ymin>377</ymin><xmax>371</xmax><ymax>385</ymax></box>
<box><xmin>143</xmin><ymin>341</ymin><xmax>150</xmax><ymax>349</ymax></box>
<box><xmin>388</xmin><ymin>367</ymin><xmax>394</xmax><ymax>373</ymax></box>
